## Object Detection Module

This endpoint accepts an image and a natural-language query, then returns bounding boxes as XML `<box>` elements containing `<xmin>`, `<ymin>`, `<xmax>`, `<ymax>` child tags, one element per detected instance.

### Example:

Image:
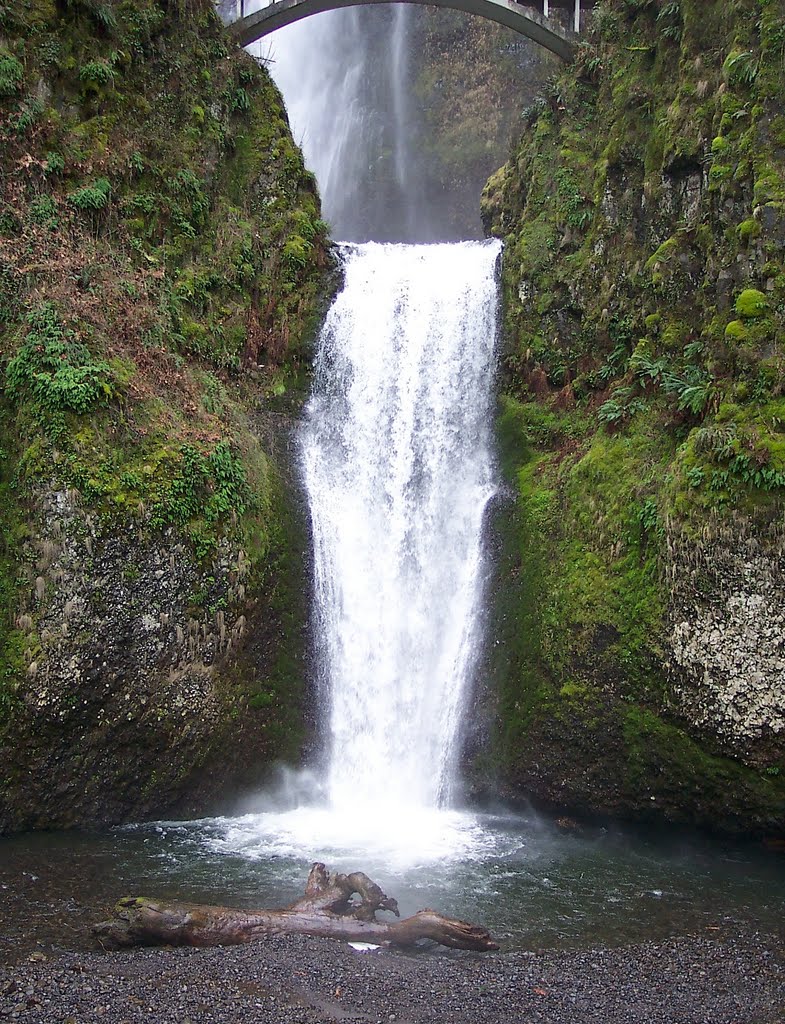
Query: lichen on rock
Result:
<box><xmin>667</xmin><ymin>515</ymin><xmax>785</xmax><ymax>751</ymax></box>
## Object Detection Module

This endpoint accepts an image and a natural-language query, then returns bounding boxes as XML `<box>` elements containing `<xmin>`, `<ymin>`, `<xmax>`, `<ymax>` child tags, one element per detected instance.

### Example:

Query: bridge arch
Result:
<box><xmin>217</xmin><ymin>0</ymin><xmax>582</xmax><ymax>62</ymax></box>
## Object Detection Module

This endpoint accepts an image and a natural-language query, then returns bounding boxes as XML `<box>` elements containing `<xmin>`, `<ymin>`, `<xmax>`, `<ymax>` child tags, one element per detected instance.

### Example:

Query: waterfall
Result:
<box><xmin>300</xmin><ymin>240</ymin><xmax>500</xmax><ymax>814</ymax></box>
<box><xmin>198</xmin><ymin>6</ymin><xmax>507</xmax><ymax>865</ymax></box>
<box><xmin>264</xmin><ymin>9</ymin><xmax>433</xmax><ymax>241</ymax></box>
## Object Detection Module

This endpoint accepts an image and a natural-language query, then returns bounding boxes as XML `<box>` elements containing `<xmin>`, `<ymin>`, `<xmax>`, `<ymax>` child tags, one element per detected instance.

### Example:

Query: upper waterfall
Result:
<box><xmin>265</xmin><ymin>8</ymin><xmax>436</xmax><ymax>241</ymax></box>
<box><xmin>300</xmin><ymin>240</ymin><xmax>501</xmax><ymax>813</ymax></box>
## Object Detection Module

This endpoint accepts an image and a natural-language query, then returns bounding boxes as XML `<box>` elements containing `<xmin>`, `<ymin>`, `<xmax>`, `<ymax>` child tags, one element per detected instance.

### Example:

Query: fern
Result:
<box><xmin>631</xmin><ymin>351</ymin><xmax>667</xmax><ymax>382</ymax></box>
<box><xmin>79</xmin><ymin>59</ymin><xmax>113</xmax><ymax>85</ymax></box>
<box><xmin>661</xmin><ymin>365</ymin><xmax>715</xmax><ymax>414</ymax></box>
<box><xmin>68</xmin><ymin>177</ymin><xmax>111</xmax><ymax>212</ymax></box>
<box><xmin>676</xmin><ymin>382</ymin><xmax>715</xmax><ymax>415</ymax></box>
<box><xmin>656</xmin><ymin>1</ymin><xmax>682</xmax><ymax>41</ymax></box>
<box><xmin>5</xmin><ymin>304</ymin><xmax>113</xmax><ymax>420</ymax></box>
<box><xmin>724</xmin><ymin>50</ymin><xmax>759</xmax><ymax>87</ymax></box>
<box><xmin>0</xmin><ymin>53</ymin><xmax>23</xmax><ymax>95</ymax></box>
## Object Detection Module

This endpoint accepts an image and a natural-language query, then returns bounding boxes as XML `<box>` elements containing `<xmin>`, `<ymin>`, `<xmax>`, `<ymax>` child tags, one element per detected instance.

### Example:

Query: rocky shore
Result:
<box><xmin>0</xmin><ymin>929</ymin><xmax>781</xmax><ymax>1023</ymax></box>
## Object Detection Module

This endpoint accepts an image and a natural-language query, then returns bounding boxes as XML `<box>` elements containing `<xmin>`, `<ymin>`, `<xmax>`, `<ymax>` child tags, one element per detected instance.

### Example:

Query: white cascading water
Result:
<box><xmin>302</xmin><ymin>240</ymin><xmax>500</xmax><ymax>813</ymax></box>
<box><xmin>194</xmin><ymin>241</ymin><xmax>502</xmax><ymax>869</ymax></box>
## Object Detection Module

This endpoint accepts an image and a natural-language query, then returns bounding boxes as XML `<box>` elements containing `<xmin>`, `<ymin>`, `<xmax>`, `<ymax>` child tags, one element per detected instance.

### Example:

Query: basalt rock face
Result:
<box><xmin>480</xmin><ymin>0</ymin><xmax>785</xmax><ymax>832</ymax></box>
<box><xmin>0</xmin><ymin>0</ymin><xmax>332</xmax><ymax>831</ymax></box>
<box><xmin>0</xmin><ymin>470</ymin><xmax>312</xmax><ymax>833</ymax></box>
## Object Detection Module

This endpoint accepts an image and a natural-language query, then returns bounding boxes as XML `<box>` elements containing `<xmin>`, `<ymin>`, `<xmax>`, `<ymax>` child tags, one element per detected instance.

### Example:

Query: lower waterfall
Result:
<box><xmin>301</xmin><ymin>240</ymin><xmax>501</xmax><ymax>814</ymax></box>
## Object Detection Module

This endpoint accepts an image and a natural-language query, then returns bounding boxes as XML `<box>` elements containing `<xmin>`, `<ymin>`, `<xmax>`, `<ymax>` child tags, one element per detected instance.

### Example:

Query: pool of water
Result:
<box><xmin>2</xmin><ymin>798</ymin><xmax>783</xmax><ymax>964</ymax></box>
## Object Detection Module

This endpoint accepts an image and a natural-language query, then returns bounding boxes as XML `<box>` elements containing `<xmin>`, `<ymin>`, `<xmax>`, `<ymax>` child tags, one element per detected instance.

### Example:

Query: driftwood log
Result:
<box><xmin>93</xmin><ymin>862</ymin><xmax>498</xmax><ymax>952</ymax></box>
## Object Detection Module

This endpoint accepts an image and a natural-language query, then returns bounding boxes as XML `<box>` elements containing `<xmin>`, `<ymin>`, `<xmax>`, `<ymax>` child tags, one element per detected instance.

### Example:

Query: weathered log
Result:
<box><xmin>93</xmin><ymin>862</ymin><xmax>499</xmax><ymax>952</ymax></box>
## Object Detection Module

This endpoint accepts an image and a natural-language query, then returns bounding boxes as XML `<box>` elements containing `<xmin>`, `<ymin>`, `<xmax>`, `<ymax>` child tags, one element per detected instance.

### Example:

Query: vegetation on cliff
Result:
<box><xmin>0</xmin><ymin>0</ymin><xmax>331</xmax><ymax>828</ymax></box>
<box><xmin>482</xmin><ymin>0</ymin><xmax>785</xmax><ymax>831</ymax></box>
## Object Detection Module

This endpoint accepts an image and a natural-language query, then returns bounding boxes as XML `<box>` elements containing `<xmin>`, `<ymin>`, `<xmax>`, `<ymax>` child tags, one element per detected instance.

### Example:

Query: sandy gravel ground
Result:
<box><xmin>0</xmin><ymin>928</ymin><xmax>782</xmax><ymax>1023</ymax></box>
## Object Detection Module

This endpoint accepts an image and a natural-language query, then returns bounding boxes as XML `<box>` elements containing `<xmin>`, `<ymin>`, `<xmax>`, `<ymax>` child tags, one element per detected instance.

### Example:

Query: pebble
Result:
<box><xmin>0</xmin><ymin>928</ymin><xmax>782</xmax><ymax>1023</ymax></box>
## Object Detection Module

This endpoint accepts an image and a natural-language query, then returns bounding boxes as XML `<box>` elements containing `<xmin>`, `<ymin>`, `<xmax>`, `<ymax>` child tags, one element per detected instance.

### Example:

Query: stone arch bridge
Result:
<box><xmin>216</xmin><ymin>0</ymin><xmax>594</xmax><ymax>61</ymax></box>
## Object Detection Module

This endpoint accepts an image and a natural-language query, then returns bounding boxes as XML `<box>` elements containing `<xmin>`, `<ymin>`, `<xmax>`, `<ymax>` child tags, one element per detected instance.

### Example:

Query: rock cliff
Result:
<box><xmin>0</xmin><ymin>0</ymin><xmax>333</xmax><ymax>831</ymax></box>
<box><xmin>481</xmin><ymin>0</ymin><xmax>785</xmax><ymax>832</ymax></box>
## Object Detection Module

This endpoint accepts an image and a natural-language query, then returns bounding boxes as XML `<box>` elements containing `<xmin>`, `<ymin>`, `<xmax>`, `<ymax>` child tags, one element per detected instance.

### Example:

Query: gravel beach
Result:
<box><xmin>0</xmin><ymin>929</ymin><xmax>782</xmax><ymax>1023</ymax></box>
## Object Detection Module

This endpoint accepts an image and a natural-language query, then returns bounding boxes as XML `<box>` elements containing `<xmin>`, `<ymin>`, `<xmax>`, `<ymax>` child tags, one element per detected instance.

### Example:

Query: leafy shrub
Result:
<box><xmin>555</xmin><ymin>168</ymin><xmax>592</xmax><ymax>230</ymax></box>
<box><xmin>282</xmin><ymin>234</ymin><xmax>313</xmax><ymax>273</ymax></box>
<box><xmin>171</xmin><ymin>169</ymin><xmax>209</xmax><ymax>227</ymax></box>
<box><xmin>636</xmin><ymin>497</ymin><xmax>664</xmax><ymax>539</ymax></box>
<box><xmin>149</xmin><ymin>442</ymin><xmax>252</xmax><ymax>538</ymax></box>
<box><xmin>79</xmin><ymin>59</ymin><xmax>113</xmax><ymax>86</ymax></box>
<box><xmin>44</xmin><ymin>151</ymin><xmax>65</xmax><ymax>176</ymax></box>
<box><xmin>124</xmin><ymin>191</ymin><xmax>158</xmax><ymax>215</ymax></box>
<box><xmin>29</xmin><ymin>195</ymin><xmax>58</xmax><ymax>229</ymax></box>
<box><xmin>0</xmin><ymin>53</ymin><xmax>23</xmax><ymax>95</ymax></box>
<box><xmin>12</xmin><ymin>99</ymin><xmax>42</xmax><ymax>134</ymax></box>
<box><xmin>68</xmin><ymin>177</ymin><xmax>111</xmax><ymax>212</ymax></box>
<box><xmin>5</xmin><ymin>305</ymin><xmax>113</xmax><ymax>422</ymax></box>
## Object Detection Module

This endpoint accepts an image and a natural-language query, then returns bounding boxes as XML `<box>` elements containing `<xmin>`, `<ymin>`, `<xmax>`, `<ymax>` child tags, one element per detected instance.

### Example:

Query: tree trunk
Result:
<box><xmin>93</xmin><ymin>862</ymin><xmax>499</xmax><ymax>953</ymax></box>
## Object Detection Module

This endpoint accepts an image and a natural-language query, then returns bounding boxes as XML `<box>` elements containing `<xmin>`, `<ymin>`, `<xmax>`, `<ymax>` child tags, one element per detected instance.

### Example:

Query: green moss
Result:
<box><xmin>709</xmin><ymin>164</ymin><xmax>733</xmax><ymax>186</ymax></box>
<box><xmin>241</xmin><ymin>469</ymin><xmax>311</xmax><ymax>760</ymax></box>
<box><xmin>735</xmin><ymin>288</ymin><xmax>768</xmax><ymax>318</ymax></box>
<box><xmin>623</xmin><ymin>706</ymin><xmax>785</xmax><ymax>819</ymax></box>
<box><xmin>725</xmin><ymin>319</ymin><xmax>749</xmax><ymax>342</ymax></box>
<box><xmin>483</xmin><ymin>0</ymin><xmax>785</xmax><ymax>829</ymax></box>
<box><xmin>0</xmin><ymin>0</ymin><xmax>336</xmax><ymax>817</ymax></box>
<box><xmin>736</xmin><ymin>218</ymin><xmax>761</xmax><ymax>244</ymax></box>
<box><xmin>0</xmin><ymin>407</ymin><xmax>26</xmax><ymax>726</ymax></box>
<box><xmin>645</xmin><ymin>236</ymin><xmax>681</xmax><ymax>285</ymax></box>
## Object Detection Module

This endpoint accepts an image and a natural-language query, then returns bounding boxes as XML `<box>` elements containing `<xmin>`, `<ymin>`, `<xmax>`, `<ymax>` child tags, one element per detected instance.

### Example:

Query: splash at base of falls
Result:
<box><xmin>172</xmin><ymin>768</ymin><xmax>503</xmax><ymax>872</ymax></box>
<box><xmin>195</xmin><ymin>803</ymin><xmax>502</xmax><ymax>871</ymax></box>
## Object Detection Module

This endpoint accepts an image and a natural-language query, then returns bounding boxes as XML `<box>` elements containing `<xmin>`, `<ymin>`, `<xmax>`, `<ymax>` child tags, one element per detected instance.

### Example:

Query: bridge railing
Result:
<box><xmin>217</xmin><ymin>0</ymin><xmax>274</xmax><ymax>23</ymax></box>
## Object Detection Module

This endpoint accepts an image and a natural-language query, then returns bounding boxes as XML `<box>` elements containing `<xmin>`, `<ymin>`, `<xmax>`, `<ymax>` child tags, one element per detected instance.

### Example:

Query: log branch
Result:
<box><xmin>93</xmin><ymin>862</ymin><xmax>498</xmax><ymax>953</ymax></box>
